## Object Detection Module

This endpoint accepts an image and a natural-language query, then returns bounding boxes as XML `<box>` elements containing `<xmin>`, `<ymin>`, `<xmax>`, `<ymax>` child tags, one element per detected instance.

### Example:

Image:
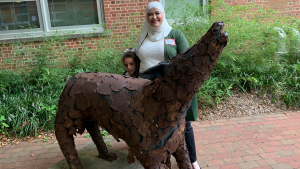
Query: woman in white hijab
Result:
<box><xmin>135</xmin><ymin>2</ymin><xmax>201</xmax><ymax>169</ymax></box>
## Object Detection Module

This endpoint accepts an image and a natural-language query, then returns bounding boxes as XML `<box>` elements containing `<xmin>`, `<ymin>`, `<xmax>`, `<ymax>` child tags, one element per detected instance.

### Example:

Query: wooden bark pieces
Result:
<box><xmin>55</xmin><ymin>22</ymin><xmax>228</xmax><ymax>169</ymax></box>
<box><xmin>130</xmin><ymin>88</ymin><xmax>145</xmax><ymax>112</ymax></box>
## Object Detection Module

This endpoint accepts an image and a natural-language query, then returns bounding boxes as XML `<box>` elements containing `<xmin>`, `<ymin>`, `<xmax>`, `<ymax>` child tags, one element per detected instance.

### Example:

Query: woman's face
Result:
<box><xmin>147</xmin><ymin>7</ymin><xmax>164</xmax><ymax>28</ymax></box>
<box><xmin>123</xmin><ymin>57</ymin><xmax>136</xmax><ymax>77</ymax></box>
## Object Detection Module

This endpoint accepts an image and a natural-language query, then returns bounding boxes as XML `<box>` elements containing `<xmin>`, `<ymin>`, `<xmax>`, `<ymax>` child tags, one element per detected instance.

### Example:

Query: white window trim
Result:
<box><xmin>0</xmin><ymin>0</ymin><xmax>105</xmax><ymax>41</ymax></box>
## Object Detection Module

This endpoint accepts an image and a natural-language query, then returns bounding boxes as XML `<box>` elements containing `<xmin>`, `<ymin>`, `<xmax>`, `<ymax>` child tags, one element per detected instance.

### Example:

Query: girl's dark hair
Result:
<box><xmin>122</xmin><ymin>48</ymin><xmax>140</xmax><ymax>77</ymax></box>
<box><xmin>122</xmin><ymin>48</ymin><xmax>137</xmax><ymax>63</ymax></box>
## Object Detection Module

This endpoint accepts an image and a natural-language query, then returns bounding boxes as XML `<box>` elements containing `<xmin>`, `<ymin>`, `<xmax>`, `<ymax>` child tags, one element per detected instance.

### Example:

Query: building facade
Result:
<box><xmin>0</xmin><ymin>0</ymin><xmax>299</xmax><ymax>70</ymax></box>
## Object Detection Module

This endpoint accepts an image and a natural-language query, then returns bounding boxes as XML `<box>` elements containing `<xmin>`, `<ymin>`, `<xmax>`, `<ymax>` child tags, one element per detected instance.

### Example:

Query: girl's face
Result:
<box><xmin>123</xmin><ymin>57</ymin><xmax>136</xmax><ymax>77</ymax></box>
<box><xmin>147</xmin><ymin>7</ymin><xmax>164</xmax><ymax>28</ymax></box>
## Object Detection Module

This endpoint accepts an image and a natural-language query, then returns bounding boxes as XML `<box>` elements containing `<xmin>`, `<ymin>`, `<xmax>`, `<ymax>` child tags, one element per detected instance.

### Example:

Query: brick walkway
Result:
<box><xmin>0</xmin><ymin>111</ymin><xmax>300</xmax><ymax>169</ymax></box>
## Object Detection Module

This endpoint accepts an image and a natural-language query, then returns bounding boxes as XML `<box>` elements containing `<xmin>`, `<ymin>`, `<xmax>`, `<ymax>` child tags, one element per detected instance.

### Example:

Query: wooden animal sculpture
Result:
<box><xmin>55</xmin><ymin>21</ymin><xmax>228</xmax><ymax>169</ymax></box>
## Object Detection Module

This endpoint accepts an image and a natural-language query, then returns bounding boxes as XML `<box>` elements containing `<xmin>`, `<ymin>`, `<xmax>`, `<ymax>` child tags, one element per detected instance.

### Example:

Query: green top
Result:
<box><xmin>164</xmin><ymin>29</ymin><xmax>190</xmax><ymax>60</ymax></box>
<box><xmin>163</xmin><ymin>28</ymin><xmax>198</xmax><ymax>121</ymax></box>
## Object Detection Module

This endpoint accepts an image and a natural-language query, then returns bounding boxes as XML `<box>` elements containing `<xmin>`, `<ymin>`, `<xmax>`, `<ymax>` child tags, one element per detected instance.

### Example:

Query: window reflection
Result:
<box><xmin>0</xmin><ymin>1</ymin><xmax>40</xmax><ymax>31</ymax></box>
<box><xmin>48</xmin><ymin>0</ymin><xmax>99</xmax><ymax>27</ymax></box>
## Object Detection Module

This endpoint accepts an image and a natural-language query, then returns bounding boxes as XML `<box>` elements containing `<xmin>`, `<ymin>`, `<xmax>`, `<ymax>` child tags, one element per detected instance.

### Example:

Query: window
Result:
<box><xmin>0</xmin><ymin>0</ymin><xmax>105</xmax><ymax>40</ymax></box>
<box><xmin>0</xmin><ymin>1</ymin><xmax>41</xmax><ymax>31</ymax></box>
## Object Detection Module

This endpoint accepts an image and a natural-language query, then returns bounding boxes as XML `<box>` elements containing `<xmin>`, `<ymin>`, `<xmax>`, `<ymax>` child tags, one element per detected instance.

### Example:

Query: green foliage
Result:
<box><xmin>0</xmin><ymin>0</ymin><xmax>299</xmax><ymax>138</ymax></box>
<box><xmin>0</xmin><ymin>116</ymin><xmax>9</xmax><ymax>134</ymax></box>
<box><xmin>101</xmin><ymin>130</ymin><xmax>110</xmax><ymax>139</ymax></box>
<box><xmin>44</xmin><ymin>137</ymin><xmax>51</xmax><ymax>142</ymax></box>
<box><xmin>170</xmin><ymin>0</ymin><xmax>300</xmax><ymax>108</ymax></box>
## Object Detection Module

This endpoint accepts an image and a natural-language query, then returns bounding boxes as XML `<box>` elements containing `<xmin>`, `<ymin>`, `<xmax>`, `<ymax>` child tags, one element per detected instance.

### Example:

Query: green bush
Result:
<box><xmin>169</xmin><ymin>0</ymin><xmax>300</xmax><ymax>108</ymax></box>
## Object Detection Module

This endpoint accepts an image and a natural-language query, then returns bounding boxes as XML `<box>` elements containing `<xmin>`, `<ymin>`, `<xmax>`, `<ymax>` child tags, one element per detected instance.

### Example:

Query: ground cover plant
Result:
<box><xmin>0</xmin><ymin>0</ymin><xmax>299</xmax><ymax>138</ymax></box>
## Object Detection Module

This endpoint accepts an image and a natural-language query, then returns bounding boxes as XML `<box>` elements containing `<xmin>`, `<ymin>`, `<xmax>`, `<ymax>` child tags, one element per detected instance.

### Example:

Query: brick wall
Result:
<box><xmin>212</xmin><ymin>0</ymin><xmax>300</xmax><ymax>18</ymax></box>
<box><xmin>1</xmin><ymin>0</ymin><xmax>299</xmax><ymax>70</ymax></box>
<box><xmin>103</xmin><ymin>0</ymin><xmax>159</xmax><ymax>36</ymax></box>
<box><xmin>0</xmin><ymin>0</ymin><xmax>158</xmax><ymax>70</ymax></box>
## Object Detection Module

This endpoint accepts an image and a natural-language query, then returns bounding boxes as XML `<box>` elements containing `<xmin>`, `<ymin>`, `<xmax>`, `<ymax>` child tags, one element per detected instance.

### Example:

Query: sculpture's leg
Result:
<box><xmin>140</xmin><ymin>162</ymin><xmax>168</xmax><ymax>169</ymax></box>
<box><xmin>85</xmin><ymin>121</ymin><xmax>117</xmax><ymax>161</ymax></box>
<box><xmin>135</xmin><ymin>155</ymin><xmax>167</xmax><ymax>169</ymax></box>
<box><xmin>166</xmin><ymin>154</ymin><xmax>172</xmax><ymax>169</ymax></box>
<box><xmin>172</xmin><ymin>138</ymin><xmax>192</xmax><ymax>169</ymax></box>
<box><xmin>55</xmin><ymin>115</ymin><xmax>82</xmax><ymax>169</ymax></box>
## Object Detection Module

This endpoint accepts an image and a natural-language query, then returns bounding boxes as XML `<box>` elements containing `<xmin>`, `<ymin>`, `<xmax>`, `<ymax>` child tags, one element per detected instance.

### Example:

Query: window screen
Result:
<box><xmin>0</xmin><ymin>1</ymin><xmax>39</xmax><ymax>31</ymax></box>
<box><xmin>48</xmin><ymin>0</ymin><xmax>99</xmax><ymax>27</ymax></box>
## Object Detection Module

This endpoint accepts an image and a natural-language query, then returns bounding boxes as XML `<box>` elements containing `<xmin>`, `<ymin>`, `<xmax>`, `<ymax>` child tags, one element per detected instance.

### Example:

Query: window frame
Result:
<box><xmin>0</xmin><ymin>0</ymin><xmax>44</xmax><ymax>34</ymax></box>
<box><xmin>0</xmin><ymin>0</ymin><xmax>105</xmax><ymax>41</ymax></box>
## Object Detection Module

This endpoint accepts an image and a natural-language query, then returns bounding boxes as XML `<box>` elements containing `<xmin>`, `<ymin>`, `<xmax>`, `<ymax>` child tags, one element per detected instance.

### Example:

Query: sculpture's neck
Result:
<box><xmin>163</xmin><ymin>46</ymin><xmax>208</xmax><ymax>106</ymax></box>
<box><xmin>163</xmin><ymin>29</ymin><xmax>226</xmax><ymax>107</ymax></box>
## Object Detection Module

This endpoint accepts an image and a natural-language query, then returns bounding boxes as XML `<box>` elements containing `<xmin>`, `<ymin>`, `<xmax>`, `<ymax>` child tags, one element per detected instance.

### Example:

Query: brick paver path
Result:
<box><xmin>1</xmin><ymin>111</ymin><xmax>300</xmax><ymax>169</ymax></box>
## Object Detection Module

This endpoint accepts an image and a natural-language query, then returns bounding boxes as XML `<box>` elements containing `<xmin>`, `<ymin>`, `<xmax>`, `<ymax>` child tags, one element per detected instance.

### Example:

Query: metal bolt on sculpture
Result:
<box><xmin>55</xmin><ymin>22</ymin><xmax>228</xmax><ymax>169</ymax></box>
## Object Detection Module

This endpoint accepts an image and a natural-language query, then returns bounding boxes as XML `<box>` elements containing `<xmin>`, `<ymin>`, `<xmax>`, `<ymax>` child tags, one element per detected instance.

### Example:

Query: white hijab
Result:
<box><xmin>136</xmin><ymin>1</ymin><xmax>172</xmax><ymax>55</ymax></box>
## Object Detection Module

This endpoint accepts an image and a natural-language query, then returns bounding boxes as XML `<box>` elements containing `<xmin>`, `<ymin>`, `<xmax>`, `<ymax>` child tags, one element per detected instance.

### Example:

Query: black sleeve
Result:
<box><xmin>135</xmin><ymin>56</ymin><xmax>141</xmax><ymax>78</ymax></box>
<box><xmin>139</xmin><ymin>62</ymin><xmax>169</xmax><ymax>81</ymax></box>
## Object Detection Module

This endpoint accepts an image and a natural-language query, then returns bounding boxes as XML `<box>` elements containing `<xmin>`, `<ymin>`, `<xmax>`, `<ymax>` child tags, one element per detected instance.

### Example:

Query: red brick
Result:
<box><xmin>278</xmin><ymin>144</ymin><xmax>297</xmax><ymax>150</ymax></box>
<box><xmin>252</xmin><ymin>138</ymin><xmax>269</xmax><ymax>143</ymax></box>
<box><xmin>232</xmin><ymin>144</ymin><xmax>251</xmax><ymax>151</ymax></box>
<box><xmin>274</xmin><ymin>156</ymin><xmax>296</xmax><ymax>163</ymax></box>
<box><xmin>57</xmin><ymin>151</ymin><xmax>64</xmax><ymax>157</ymax></box>
<box><xmin>292</xmin><ymin>155</ymin><xmax>300</xmax><ymax>161</ymax></box>
<box><xmin>212</xmin><ymin>153</ymin><xmax>231</xmax><ymax>159</ymax></box>
<box><xmin>2</xmin><ymin>159</ymin><xmax>45</xmax><ymax>168</ymax></box>
<box><xmin>223</xmin><ymin>157</ymin><xmax>243</xmax><ymax>164</ymax></box>
<box><xmin>294</xmin><ymin>149</ymin><xmax>300</xmax><ymax>155</ymax></box>
<box><xmin>290</xmin><ymin>161</ymin><xmax>300</xmax><ymax>168</ymax></box>
<box><xmin>37</xmin><ymin>152</ymin><xmax>58</xmax><ymax>160</ymax></box>
<box><xmin>249</xmin><ymin>143</ymin><xmax>265</xmax><ymax>149</ymax></box>
<box><xmin>220</xmin><ymin>164</ymin><xmax>240</xmax><ymax>169</ymax></box>
<box><xmin>262</xmin><ymin>146</ymin><xmax>281</xmax><ymax>152</ymax></box>
<box><xmin>234</xmin><ymin>124</ymin><xmax>249</xmax><ymax>128</ymax></box>
<box><xmin>256</xmin><ymin>158</ymin><xmax>277</xmax><ymax>167</ymax></box>
<box><xmin>239</xmin><ymin>135</ymin><xmax>252</xmax><ymax>140</ymax></box>
<box><xmin>248</xmin><ymin>122</ymin><xmax>264</xmax><ymax>126</ymax></box>
<box><xmin>197</xmin><ymin>155</ymin><xmax>214</xmax><ymax>162</ymax></box>
<box><xmin>259</xmin><ymin>152</ymin><xmax>280</xmax><ymax>159</ymax></box>
<box><xmin>283</xmin><ymin>134</ymin><xmax>299</xmax><ymax>139</ymax></box>
<box><xmin>206</xmin><ymin>159</ymin><xmax>225</xmax><ymax>166</ymax></box>
<box><xmin>3</xmin><ymin>148</ymin><xmax>24</xmax><ymax>154</ymax></box>
<box><xmin>266</xmin><ymin>136</ymin><xmax>284</xmax><ymax>141</ymax></box>
<box><xmin>264</xmin><ymin>141</ymin><xmax>282</xmax><ymax>147</ymax></box>
<box><xmin>264</xmin><ymin>118</ymin><xmax>278</xmax><ymax>121</ymax></box>
<box><xmin>215</xmin><ymin>147</ymin><xmax>234</xmax><ymax>153</ymax></box>
<box><xmin>0</xmin><ymin>153</ymin><xmax>10</xmax><ymax>159</ymax></box>
<box><xmin>17</xmin><ymin>155</ymin><xmax>38</xmax><ymax>162</ymax></box>
<box><xmin>246</xmin><ymin>148</ymin><xmax>265</xmax><ymax>155</ymax></box>
<box><xmin>196</xmin><ymin>144</ymin><xmax>205</xmax><ymax>150</ymax></box>
<box><xmin>30</xmin><ymin>148</ymin><xmax>50</xmax><ymax>155</ymax></box>
<box><xmin>28</xmin><ymin>163</ymin><xmax>53</xmax><ymax>169</ymax></box>
<box><xmin>44</xmin><ymin>156</ymin><xmax>64</xmax><ymax>164</ymax></box>
<box><xmin>231</xmin><ymin>151</ymin><xmax>247</xmax><ymax>157</ymax></box>
<box><xmin>220</xmin><ymin>125</ymin><xmax>235</xmax><ymax>130</ymax></box>
<box><xmin>243</xmin><ymin>155</ymin><xmax>262</xmax><ymax>161</ymax></box>
<box><xmin>280</xmin><ymin>139</ymin><xmax>298</xmax><ymax>145</ymax></box>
